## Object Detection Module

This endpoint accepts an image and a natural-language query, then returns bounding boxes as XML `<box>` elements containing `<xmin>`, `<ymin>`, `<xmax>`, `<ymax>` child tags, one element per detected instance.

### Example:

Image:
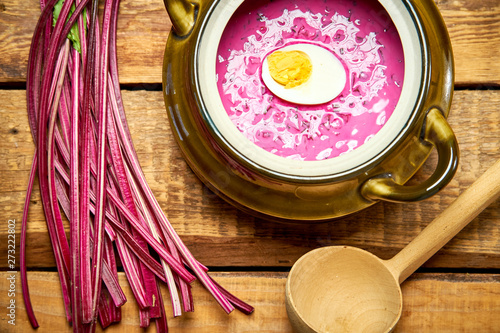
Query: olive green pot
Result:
<box><xmin>162</xmin><ymin>0</ymin><xmax>458</xmax><ymax>223</ymax></box>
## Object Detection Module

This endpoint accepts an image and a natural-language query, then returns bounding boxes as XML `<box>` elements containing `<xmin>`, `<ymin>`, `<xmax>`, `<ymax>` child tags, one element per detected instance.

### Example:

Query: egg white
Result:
<box><xmin>261</xmin><ymin>43</ymin><xmax>346</xmax><ymax>105</ymax></box>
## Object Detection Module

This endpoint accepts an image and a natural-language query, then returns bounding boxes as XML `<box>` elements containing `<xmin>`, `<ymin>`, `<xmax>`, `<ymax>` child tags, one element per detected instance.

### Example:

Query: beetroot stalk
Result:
<box><xmin>105</xmin><ymin>86</ymin><xmax>160</xmax><ymax>317</ymax></box>
<box><xmin>24</xmin><ymin>0</ymin><xmax>254</xmax><ymax>329</ymax></box>
<box><xmin>53</xmin><ymin>154</ymin><xmax>172</xmax><ymax>291</ymax></box>
<box><xmin>47</xmin><ymin>38</ymin><xmax>72</xmax><ymax>275</ymax></box>
<box><xmin>105</xmin><ymin>190</ymin><xmax>195</xmax><ymax>283</ymax></box>
<box><xmin>121</xmin><ymin>158</ymin><xmax>183</xmax><ymax>317</ymax></box>
<box><xmin>115</xmin><ymin>234</ymin><xmax>149</xmax><ymax>308</ymax></box>
<box><xmin>104</xmin><ymin>235</ymin><xmax>122</xmax><ymax>323</ymax></box>
<box><xmin>107</xmin><ymin>87</ymin><xmax>234</xmax><ymax>312</ymax></box>
<box><xmin>209</xmin><ymin>276</ymin><xmax>255</xmax><ymax>315</ymax></box>
<box><xmin>52</xmin><ymin>158</ymin><xmax>128</xmax><ymax>309</ymax></box>
<box><xmin>76</xmin><ymin>0</ymin><xmax>101</xmax><ymax>320</ymax></box>
<box><xmin>105</xmin><ymin>189</ymin><xmax>149</xmax><ymax>309</ymax></box>
<box><xmin>89</xmin><ymin>0</ymin><xmax>115</xmax><ymax>322</ymax></box>
<box><xmin>155</xmin><ymin>281</ymin><xmax>169</xmax><ymax>332</ymax></box>
<box><xmin>26</xmin><ymin>0</ymin><xmax>60</xmax><ymax>144</ymax></box>
<box><xmin>35</xmin><ymin>0</ymin><xmax>75</xmax><ymax>321</ymax></box>
<box><xmin>97</xmin><ymin>288</ymin><xmax>113</xmax><ymax>329</ymax></box>
<box><xmin>69</xmin><ymin>42</ymin><xmax>83</xmax><ymax>330</ymax></box>
<box><xmin>19</xmin><ymin>152</ymin><xmax>39</xmax><ymax>328</ymax></box>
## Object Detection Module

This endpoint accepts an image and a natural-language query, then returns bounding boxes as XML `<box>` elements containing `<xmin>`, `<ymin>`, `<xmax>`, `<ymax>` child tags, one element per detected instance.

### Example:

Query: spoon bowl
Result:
<box><xmin>286</xmin><ymin>246</ymin><xmax>402</xmax><ymax>333</ymax></box>
<box><xmin>286</xmin><ymin>159</ymin><xmax>500</xmax><ymax>333</ymax></box>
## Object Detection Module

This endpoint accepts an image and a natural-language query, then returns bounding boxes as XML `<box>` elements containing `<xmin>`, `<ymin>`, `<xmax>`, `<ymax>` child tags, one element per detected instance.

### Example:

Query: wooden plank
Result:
<box><xmin>0</xmin><ymin>0</ymin><xmax>171</xmax><ymax>84</ymax></box>
<box><xmin>400</xmin><ymin>273</ymin><xmax>500</xmax><ymax>332</ymax></box>
<box><xmin>0</xmin><ymin>0</ymin><xmax>499</xmax><ymax>85</ymax></box>
<box><xmin>438</xmin><ymin>0</ymin><xmax>500</xmax><ymax>86</ymax></box>
<box><xmin>1</xmin><ymin>89</ymin><xmax>499</xmax><ymax>269</ymax></box>
<box><xmin>0</xmin><ymin>271</ymin><xmax>499</xmax><ymax>332</ymax></box>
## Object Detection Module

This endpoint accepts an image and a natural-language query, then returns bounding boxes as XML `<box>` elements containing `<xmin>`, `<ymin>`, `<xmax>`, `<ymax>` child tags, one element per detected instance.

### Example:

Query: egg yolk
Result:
<box><xmin>267</xmin><ymin>50</ymin><xmax>312</xmax><ymax>89</ymax></box>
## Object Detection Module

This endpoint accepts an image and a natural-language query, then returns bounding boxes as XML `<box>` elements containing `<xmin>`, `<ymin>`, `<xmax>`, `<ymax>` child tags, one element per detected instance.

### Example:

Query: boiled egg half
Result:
<box><xmin>261</xmin><ymin>43</ymin><xmax>346</xmax><ymax>105</ymax></box>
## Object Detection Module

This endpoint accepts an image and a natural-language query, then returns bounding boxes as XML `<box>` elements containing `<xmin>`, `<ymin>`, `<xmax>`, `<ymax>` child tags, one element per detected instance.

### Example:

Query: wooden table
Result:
<box><xmin>1</xmin><ymin>0</ymin><xmax>499</xmax><ymax>331</ymax></box>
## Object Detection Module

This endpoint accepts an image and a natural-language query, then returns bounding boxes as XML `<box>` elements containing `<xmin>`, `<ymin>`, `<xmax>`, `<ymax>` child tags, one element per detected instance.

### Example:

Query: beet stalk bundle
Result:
<box><xmin>21</xmin><ymin>0</ymin><xmax>254</xmax><ymax>331</ymax></box>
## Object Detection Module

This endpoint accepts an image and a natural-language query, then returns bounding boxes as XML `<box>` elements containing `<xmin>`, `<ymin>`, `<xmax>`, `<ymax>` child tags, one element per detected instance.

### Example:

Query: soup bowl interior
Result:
<box><xmin>195</xmin><ymin>0</ymin><xmax>426</xmax><ymax>178</ymax></box>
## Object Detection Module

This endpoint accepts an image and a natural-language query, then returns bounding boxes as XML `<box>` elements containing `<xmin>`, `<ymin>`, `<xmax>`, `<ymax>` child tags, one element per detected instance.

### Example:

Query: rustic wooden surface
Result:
<box><xmin>1</xmin><ymin>272</ymin><xmax>499</xmax><ymax>332</ymax></box>
<box><xmin>1</xmin><ymin>0</ymin><xmax>499</xmax><ymax>332</ymax></box>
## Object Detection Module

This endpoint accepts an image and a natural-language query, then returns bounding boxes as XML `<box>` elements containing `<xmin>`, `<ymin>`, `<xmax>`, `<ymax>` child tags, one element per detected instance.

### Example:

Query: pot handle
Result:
<box><xmin>163</xmin><ymin>0</ymin><xmax>197</xmax><ymax>37</ymax></box>
<box><xmin>361</xmin><ymin>108</ymin><xmax>459</xmax><ymax>202</ymax></box>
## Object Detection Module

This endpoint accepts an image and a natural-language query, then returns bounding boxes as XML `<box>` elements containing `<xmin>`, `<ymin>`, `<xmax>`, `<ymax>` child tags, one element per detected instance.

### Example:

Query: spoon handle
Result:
<box><xmin>387</xmin><ymin>158</ymin><xmax>500</xmax><ymax>284</ymax></box>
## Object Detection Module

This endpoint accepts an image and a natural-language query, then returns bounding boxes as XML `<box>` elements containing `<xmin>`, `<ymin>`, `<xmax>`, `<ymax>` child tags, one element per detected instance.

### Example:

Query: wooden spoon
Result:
<box><xmin>286</xmin><ymin>159</ymin><xmax>500</xmax><ymax>333</ymax></box>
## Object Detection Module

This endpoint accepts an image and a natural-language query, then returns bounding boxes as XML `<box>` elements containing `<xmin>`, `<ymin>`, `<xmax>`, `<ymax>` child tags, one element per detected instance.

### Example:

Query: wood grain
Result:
<box><xmin>0</xmin><ymin>0</ymin><xmax>499</xmax><ymax>85</ymax></box>
<box><xmin>1</xmin><ymin>89</ymin><xmax>499</xmax><ymax>269</ymax></box>
<box><xmin>0</xmin><ymin>0</ymin><xmax>171</xmax><ymax>84</ymax></box>
<box><xmin>1</xmin><ymin>1</ymin><xmax>499</xmax><ymax>331</ymax></box>
<box><xmin>0</xmin><ymin>271</ymin><xmax>499</xmax><ymax>332</ymax></box>
<box><xmin>437</xmin><ymin>0</ymin><xmax>500</xmax><ymax>86</ymax></box>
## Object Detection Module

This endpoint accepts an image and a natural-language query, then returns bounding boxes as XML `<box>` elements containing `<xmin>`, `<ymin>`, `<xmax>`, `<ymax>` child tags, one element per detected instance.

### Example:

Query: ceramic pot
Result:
<box><xmin>162</xmin><ymin>0</ymin><xmax>458</xmax><ymax>222</ymax></box>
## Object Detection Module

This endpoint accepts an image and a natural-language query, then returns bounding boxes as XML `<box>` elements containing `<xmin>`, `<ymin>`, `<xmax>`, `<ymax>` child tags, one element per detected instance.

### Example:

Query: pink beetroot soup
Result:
<box><xmin>216</xmin><ymin>0</ymin><xmax>405</xmax><ymax>161</ymax></box>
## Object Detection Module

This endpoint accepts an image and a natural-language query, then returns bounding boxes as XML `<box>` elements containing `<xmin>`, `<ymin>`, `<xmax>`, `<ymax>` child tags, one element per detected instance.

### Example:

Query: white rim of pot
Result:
<box><xmin>196</xmin><ymin>0</ymin><xmax>425</xmax><ymax>177</ymax></box>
